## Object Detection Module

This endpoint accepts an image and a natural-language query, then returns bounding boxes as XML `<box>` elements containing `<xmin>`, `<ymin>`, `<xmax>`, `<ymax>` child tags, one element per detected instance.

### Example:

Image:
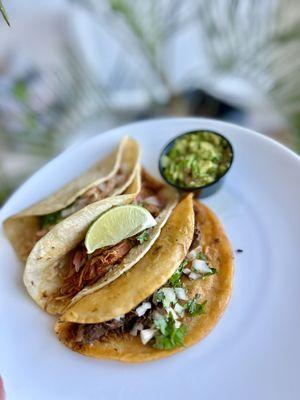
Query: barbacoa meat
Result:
<box><xmin>55</xmin><ymin>173</ymin><xmax>167</xmax><ymax>300</ymax></box>
<box><xmin>71</xmin><ymin>309</ymin><xmax>153</xmax><ymax>345</ymax></box>
<box><xmin>58</xmin><ymin>239</ymin><xmax>134</xmax><ymax>298</ymax></box>
<box><xmin>190</xmin><ymin>203</ymin><xmax>202</xmax><ymax>250</ymax></box>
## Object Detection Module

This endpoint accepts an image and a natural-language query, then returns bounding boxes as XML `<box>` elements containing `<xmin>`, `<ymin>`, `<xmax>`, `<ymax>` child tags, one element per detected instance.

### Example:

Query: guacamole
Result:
<box><xmin>161</xmin><ymin>131</ymin><xmax>233</xmax><ymax>188</ymax></box>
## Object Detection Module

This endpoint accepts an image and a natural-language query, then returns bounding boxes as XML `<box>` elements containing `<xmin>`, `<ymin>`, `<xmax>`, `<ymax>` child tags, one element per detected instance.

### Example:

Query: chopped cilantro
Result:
<box><xmin>153</xmin><ymin>313</ymin><xmax>187</xmax><ymax>350</ymax></box>
<box><xmin>40</xmin><ymin>211</ymin><xmax>61</xmax><ymax>228</ymax></box>
<box><xmin>153</xmin><ymin>290</ymin><xmax>165</xmax><ymax>304</ymax></box>
<box><xmin>202</xmin><ymin>268</ymin><xmax>217</xmax><ymax>278</ymax></box>
<box><xmin>197</xmin><ymin>252</ymin><xmax>207</xmax><ymax>261</ymax></box>
<box><xmin>136</xmin><ymin>230</ymin><xmax>150</xmax><ymax>244</ymax></box>
<box><xmin>168</xmin><ymin>259</ymin><xmax>188</xmax><ymax>287</ymax></box>
<box><xmin>153</xmin><ymin>288</ymin><xmax>176</xmax><ymax>308</ymax></box>
<box><xmin>185</xmin><ymin>294</ymin><xmax>207</xmax><ymax>316</ymax></box>
<box><xmin>154</xmin><ymin>317</ymin><xmax>167</xmax><ymax>335</ymax></box>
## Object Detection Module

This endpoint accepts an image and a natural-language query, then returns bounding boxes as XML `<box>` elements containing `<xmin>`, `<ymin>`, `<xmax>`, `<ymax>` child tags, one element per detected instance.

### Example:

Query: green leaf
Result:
<box><xmin>185</xmin><ymin>295</ymin><xmax>207</xmax><ymax>317</ymax></box>
<box><xmin>168</xmin><ymin>259</ymin><xmax>188</xmax><ymax>287</ymax></box>
<box><xmin>153</xmin><ymin>314</ymin><xmax>187</xmax><ymax>350</ymax></box>
<box><xmin>153</xmin><ymin>288</ymin><xmax>176</xmax><ymax>308</ymax></box>
<box><xmin>136</xmin><ymin>230</ymin><xmax>149</xmax><ymax>244</ymax></box>
<box><xmin>154</xmin><ymin>318</ymin><xmax>167</xmax><ymax>335</ymax></box>
<box><xmin>197</xmin><ymin>252</ymin><xmax>207</xmax><ymax>261</ymax></box>
<box><xmin>202</xmin><ymin>268</ymin><xmax>217</xmax><ymax>278</ymax></box>
<box><xmin>0</xmin><ymin>0</ymin><xmax>10</xmax><ymax>26</ymax></box>
<box><xmin>12</xmin><ymin>80</ymin><xmax>27</xmax><ymax>102</ymax></box>
<box><xmin>153</xmin><ymin>290</ymin><xmax>165</xmax><ymax>304</ymax></box>
<box><xmin>40</xmin><ymin>211</ymin><xmax>61</xmax><ymax>228</ymax></box>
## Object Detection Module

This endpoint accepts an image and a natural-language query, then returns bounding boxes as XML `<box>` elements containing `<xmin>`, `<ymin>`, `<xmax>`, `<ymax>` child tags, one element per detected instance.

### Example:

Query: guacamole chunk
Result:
<box><xmin>161</xmin><ymin>131</ymin><xmax>232</xmax><ymax>188</ymax></box>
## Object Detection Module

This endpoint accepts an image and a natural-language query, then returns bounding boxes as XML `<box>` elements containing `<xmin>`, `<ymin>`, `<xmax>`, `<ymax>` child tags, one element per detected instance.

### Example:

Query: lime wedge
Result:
<box><xmin>85</xmin><ymin>205</ymin><xmax>157</xmax><ymax>254</ymax></box>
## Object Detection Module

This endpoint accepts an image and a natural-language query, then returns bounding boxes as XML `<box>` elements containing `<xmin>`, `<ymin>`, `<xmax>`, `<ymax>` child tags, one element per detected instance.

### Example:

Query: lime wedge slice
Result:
<box><xmin>85</xmin><ymin>205</ymin><xmax>157</xmax><ymax>254</ymax></box>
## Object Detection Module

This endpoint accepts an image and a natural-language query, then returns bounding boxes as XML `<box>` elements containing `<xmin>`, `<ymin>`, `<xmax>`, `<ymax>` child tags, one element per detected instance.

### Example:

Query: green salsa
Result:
<box><xmin>161</xmin><ymin>131</ymin><xmax>232</xmax><ymax>188</ymax></box>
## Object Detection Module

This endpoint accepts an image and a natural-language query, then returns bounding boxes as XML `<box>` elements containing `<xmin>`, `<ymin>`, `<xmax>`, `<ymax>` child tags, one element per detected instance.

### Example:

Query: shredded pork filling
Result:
<box><xmin>53</xmin><ymin>174</ymin><xmax>167</xmax><ymax>300</ymax></box>
<box><xmin>56</xmin><ymin>239</ymin><xmax>135</xmax><ymax>299</ymax></box>
<box><xmin>33</xmin><ymin>169</ymin><xmax>127</xmax><ymax>242</ymax></box>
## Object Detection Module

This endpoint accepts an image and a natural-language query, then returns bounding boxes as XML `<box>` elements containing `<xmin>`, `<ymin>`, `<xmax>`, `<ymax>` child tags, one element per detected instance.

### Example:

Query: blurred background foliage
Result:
<box><xmin>0</xmin><ymin>0</ymin><xmax>299</xmax><ymax>204</ymax></box>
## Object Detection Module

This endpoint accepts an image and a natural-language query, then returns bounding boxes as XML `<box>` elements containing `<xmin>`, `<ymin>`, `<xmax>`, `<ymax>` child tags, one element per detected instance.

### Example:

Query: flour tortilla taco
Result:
<box><xmin>23</xmin><ymin>169</ymin><xmax>179</xmax><ymax>315</ymax></box>
<box><xmin>55</xmin><ymin>194</ymin><xmax>234</xmax><ymax>362</ymax></box>
<box><xmin>3</xmin><ymin>137</ymin><xmax>139</xmax><ymax>262</ymax></box>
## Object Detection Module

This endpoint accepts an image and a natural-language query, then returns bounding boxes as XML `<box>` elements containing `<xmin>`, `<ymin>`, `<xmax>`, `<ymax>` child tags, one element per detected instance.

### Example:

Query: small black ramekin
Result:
<box><xmin>159</xmin><ymin>130</ymin><xmax>234</xmax><ymax>198</ymax></box>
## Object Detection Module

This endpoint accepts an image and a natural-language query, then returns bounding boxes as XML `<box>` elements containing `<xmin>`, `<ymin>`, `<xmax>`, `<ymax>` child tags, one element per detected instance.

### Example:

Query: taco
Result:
<box><xmin>23</xmin><ymin>169</ymin><xmax>179</xmax><ymax>315</ymax></box>
<box><xmin>3</xmin><ymin>137</ymin><xmax>139</xmax><ymax>262</ymax></box>
<box><xmin>55</xmin><ymin>194</ymin><xmax>233</xmax><ymax>362</ymax></box>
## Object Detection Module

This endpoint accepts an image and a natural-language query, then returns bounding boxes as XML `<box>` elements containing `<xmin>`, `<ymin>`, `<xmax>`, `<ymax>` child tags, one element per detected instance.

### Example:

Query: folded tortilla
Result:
<box><xmin>3</xmin><ymin>137</ymin><xmax>139</xmax><ymax>262</ymax></box>
<box><xmin>55</xmin><ymin>194</ymin><xmax>233</xmax><ymax>362</ymax></box>
<box><xmin>23</xmin><ymin>169</ymin><xmax>179</xmax><ymax>315</ymax></box>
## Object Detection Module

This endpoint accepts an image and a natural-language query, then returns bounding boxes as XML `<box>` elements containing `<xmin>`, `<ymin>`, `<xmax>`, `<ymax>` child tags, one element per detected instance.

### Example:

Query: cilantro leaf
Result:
<box><xmin>168</xmin><ymin>259</ymin><xmax>188</xmax><ymax>287</ymax></box>
<box><xmin>154</xmin><ymin>318</ymin><xmax>167</xmax><ymax>335</ymax></box>
<box><xmin>185</xmin><ymin>295</ymin><xmax>207</xmax><ymax>316</ymax></box>
<box><xmin>198</xmin><ymin>252</ymin><xmax>207</xmax><ymax>261</ymax></box>
<box><xmin>153</xmin><ymin>314</ymin><xmax>187</xmax><ymax>350</ymax></box>
<box><xmin>202</xmin><ymin>268</ymin><xmax>217</xmax><ymax>278</ymax></box>
<box><xmin>153</xmin><ymin>288</ymin><xmax>176</xmax><ymax>308</ymax></box>
<box><xmin>153</xmin><ymin>290</ymin><xmax>165</xmax><ymax>304</ymax></box>
<box><xmin>136</xmin><ymin>230</ymin><xmax>149</xmax><ymax>244</ymax></box>
<box><xmin>40</xmin><ymin>211</ymin><xmax>61</xmax><ymax>228</ymax></box>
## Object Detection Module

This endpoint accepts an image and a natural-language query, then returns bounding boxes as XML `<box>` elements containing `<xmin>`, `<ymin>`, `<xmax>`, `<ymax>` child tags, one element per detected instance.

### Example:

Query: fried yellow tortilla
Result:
<box><xmin>3</xmin><ymin>136</ymin><xmax>139</xmax><ymax>262</ymax></box>
<box><xmin>23</xmin><ymin>169</ymin><xmax>178</xmax><ymax>315</ymax></box>
<box><xmin>55</xmin><ymin>195</ymin><xmax>233</xmax><ymax>362</ymax></box>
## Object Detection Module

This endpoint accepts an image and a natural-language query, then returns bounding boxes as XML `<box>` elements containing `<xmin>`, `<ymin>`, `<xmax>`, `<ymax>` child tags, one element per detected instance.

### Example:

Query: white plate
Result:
<box><xmin>1</xmin><ymin>118</ymin><xmax>300</xmax><ymax>400</ymax></box>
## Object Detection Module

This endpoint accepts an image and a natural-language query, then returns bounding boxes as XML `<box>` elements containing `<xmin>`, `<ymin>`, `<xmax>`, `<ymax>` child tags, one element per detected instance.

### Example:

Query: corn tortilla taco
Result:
<box><xmin>55</xmin><ymin>194</ymin><xmax>234</xmax><ymax>362</ymax></box>
<box><xmin>3</xmin><ymin>137</ymin><xmax>140</xmax><ymax>262</ymax></box>
<box><xmin>23</xmin><ymin>169</ymin><xmax>179</xmax><ymax>315</ymax></box>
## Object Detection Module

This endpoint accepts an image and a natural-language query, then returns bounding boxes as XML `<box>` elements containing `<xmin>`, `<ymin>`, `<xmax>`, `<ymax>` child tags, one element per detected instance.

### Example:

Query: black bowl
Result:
<box><xmin>159</xmin><ymin>130</ymin><xmax>234</xmax><ymax>198</ymax></box>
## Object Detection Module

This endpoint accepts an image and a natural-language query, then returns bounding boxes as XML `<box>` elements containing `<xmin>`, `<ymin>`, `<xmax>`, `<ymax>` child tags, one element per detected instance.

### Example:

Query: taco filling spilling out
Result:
<box><xmin>54</xmin><ymin>173</ymin><xmax>168</xmax><ymax>300</ymax></box>
<box><xmin>3</xmin><ymin>136</ymin><xmax>140</xmax><ymax>263</ymax></box>
<box><xmin>38</xmin><ymin>168</ymin><xmax>128</xmax><ymax>234</ymax></box>
<box><xmin>24</xmin><ymin>168</ymin><xmax>179</xmax><ymax>316</ymax></box>
<box><xmin>68</xmin><ymin>203</ymin><xmax>216</xmax><ymax>350</ymax></box>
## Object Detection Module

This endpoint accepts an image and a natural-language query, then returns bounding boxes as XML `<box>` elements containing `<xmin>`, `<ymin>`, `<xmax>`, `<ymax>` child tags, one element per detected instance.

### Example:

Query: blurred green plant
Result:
<box><xmin>0</xmin><ymin>0</ymin><xmax>10</xmax><ymax>26</ymax></box>
<box><xmin>196</xmin><ymin>0</ymin><xmax>300</xmax><ymax>149</ymax></box>
<box><xmin>1</xmin><ymin>0</ymin><xmax>300</xmax><ymax>206</ymax></box>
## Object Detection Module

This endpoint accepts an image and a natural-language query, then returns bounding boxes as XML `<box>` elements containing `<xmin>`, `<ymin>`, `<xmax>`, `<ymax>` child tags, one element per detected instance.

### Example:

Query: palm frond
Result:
<box><xmin>0</xmin><ymin>0</ymin><xmax>10</xmax><ymax>26</ymax></box>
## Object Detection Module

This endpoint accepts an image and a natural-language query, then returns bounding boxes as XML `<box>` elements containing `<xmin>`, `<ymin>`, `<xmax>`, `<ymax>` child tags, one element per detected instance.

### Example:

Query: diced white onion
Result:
<box><xmin>165</xmin><ymin>306</ymin><xmax>178</xmax><ymax>320</ymax></box>
<box><xmin>189</xmin><ymin>272</ymin><xmax>201</xmax><ymax>280</ymax></box>
<box><xmin>144</xmin><ymin>196</ymin><xmax>160</xmax><ymax>206</ymax></box>
<box><xmin>174</xmin><ymin>303</ymin><xmax>184</xmax><ymax>315</ymax></box>
<box><xmin>186</xmin><ymin>250</ymin><xmax>197</xmax><ymax>260</ymax></box>
<box><xmin>130</xmin><ymin>322</ymin><xmax>144</xmax><ymax>336</ymax></box>
<box><xmin>161</xmin><ymin>287</ymin><xmax>176</xmax><ymax>305</ymax></box>
<box><xmin>135</xmin><ymin>302</ymin><xmax>152</xmax><ymax>317</ymax></box>
<box><xmin>192</xmin><ymin>259</ymin><xmax>212</xmax><ymax>273</ymax></box>
<box><xmin>186</xmin><ymin>245</ymin><xmax>202</xmax><ymax>260</ymax></box>
<box><xmin>140</xmin><ymin>329</ymin><xmax>156</xmax><ymax>345</ymax></box>
<box><xmin>175</xmin><ymin>288</ymin><xmax>188</xmax><ymax>300</ymax></box>
<box><xmin>174</xmin><ymin>320</ymin><xmax>182</xmax><ymax>329</ymax></box>
<box><xmin>153</xmin><ymin>310</ymin><xmax>164</xmax><ymax>321</ymax></box>
<box><xmin>183</xmin><ymin>268</ymin><xmax>191</xmax><ymax>275</ymax></box>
